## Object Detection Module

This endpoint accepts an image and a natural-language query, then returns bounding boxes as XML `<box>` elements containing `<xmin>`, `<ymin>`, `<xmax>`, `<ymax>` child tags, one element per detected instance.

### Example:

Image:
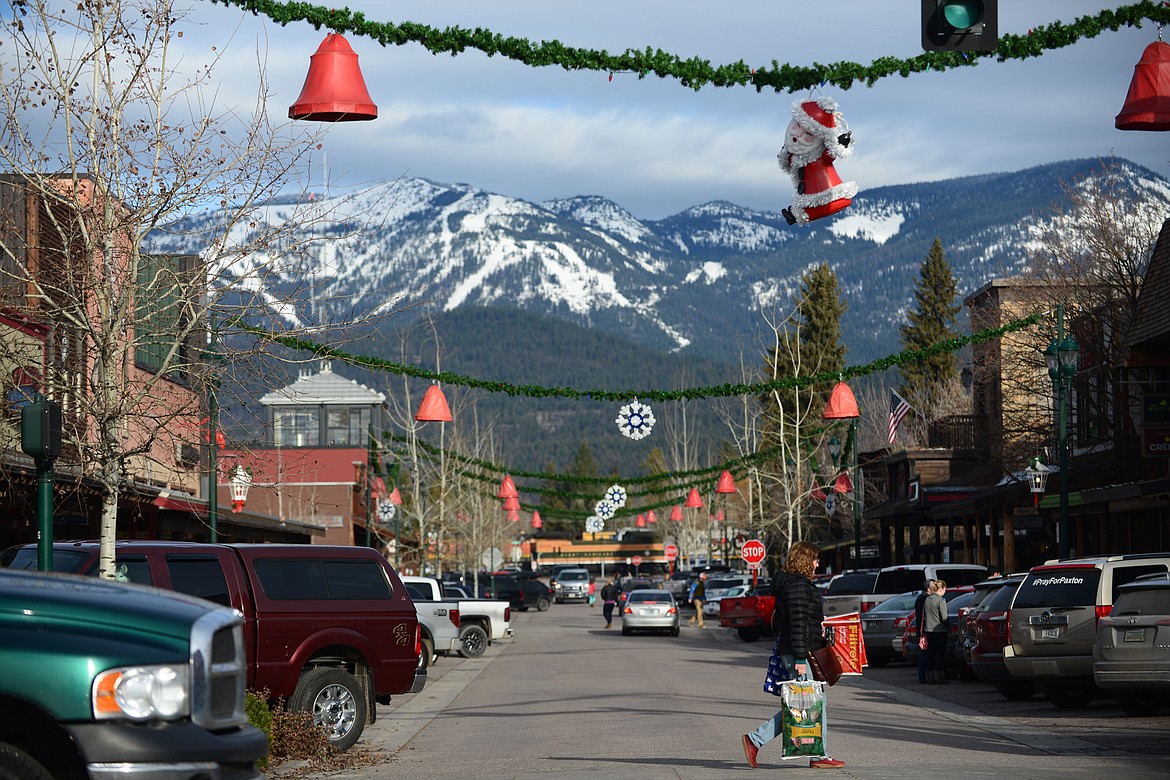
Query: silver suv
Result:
<box><xmin>552</xmin><ymin>568</ymin><xmax>591</xmax><ymax>603</ymax></box>
<box><xmin>1093</xmin><ymin>573</ymin><xmax>1170</xmax><ymax>716</ymax></box>
<box><xmin>1004</xmin><ymin>554</ymin><xmax>1170</xmax><ymax>708</ymax></box>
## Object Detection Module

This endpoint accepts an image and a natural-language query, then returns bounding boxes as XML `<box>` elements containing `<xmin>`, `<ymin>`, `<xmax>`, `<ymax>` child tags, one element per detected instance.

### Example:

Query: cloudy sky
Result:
<box><xmin>182</xmin><ymin>1</ymin><xmax>1167</xmax><ymax>219</ymax></box>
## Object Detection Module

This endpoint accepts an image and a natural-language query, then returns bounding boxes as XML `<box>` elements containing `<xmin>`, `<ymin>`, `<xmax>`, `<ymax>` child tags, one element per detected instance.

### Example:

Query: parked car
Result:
<box><xmin>663</xmin><ymin>570</ymin><xmax>693</xmax><ymax>600</ymax></box>
<box><xmin>480</xmin><ymin>574</ymin><xmax>553</xmax><ymax>612</ymax></box>
<box><xmin>821</xmin><ymin>569</ymin><xmax>880</xmax><ymax>618</ymax></box>
<box><xmin>871</xmin><ymin>563</ymin><xmax>988</xmax><ymax>616</ymax></box>
<box><xmin>552</xmin><ymin>567</ymin><xmax>592</xmax><ymax>603</ymax></box>
<box><xmin>968</xmin><ymin>574</ymin><xmax>1033</xmax><ymax>700</ymax></box>
<box><xmin>2</xmin><ymin>540</ymin><xmax>424</xmax><ymax>751</ymax></box>
<box><xmin>859</xmin><ymin>591</ymin><xmax>919</xmax><ymax>667</ymax></box>
<box><xmin>703</xmin><ymin>583</ymin><xmax>751</xmax><ymax>618</ymax></box>
<box><xmin>444</xmin><ymin>584</ymin><xmax>473</xmax><ymax>599</ymax></box>
<box><xmin>703</xmin><ymin>574</ymin><xmax>752</xmax><ymax>602</ymax></box>
<box><xmin>621</xmin><ymin>589</ymin><xmax>680</xmax><ymax>636</ymax></box>
<box><xmin>959</xmin><ymin>575</ymin><xmax>1018</xmax><ymax>668</ymax></box>
<box><xmin>1093</xmin><ymin>572</ymin><xmax>1170</xmax><ymax>716</ymax></box>
<box><xmin>1005</xmin><ymin>553</ymin><xmax>1170</xmax><ymax>708</ymax></box>
<box><xmin>900</xmin><ymin>586</ymin><xmax>975</xmax><ymax>677</ymax></box>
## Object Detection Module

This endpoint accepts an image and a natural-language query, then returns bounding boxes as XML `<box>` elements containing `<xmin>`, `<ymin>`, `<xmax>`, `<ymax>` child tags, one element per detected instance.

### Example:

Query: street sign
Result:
<box><xmin>631</xmin><ymin>555</ymin><xmax>642</xmax><ymax>567</ymax></box>
<box><xmin>664</xmin><ymin>544</ymin><xmax>678</xmax><ymax>561</ymax></box>
<box><xmin>740</xmin><ymin>539</ymin><xmax>766</xmax><ymax>566</ymax></box>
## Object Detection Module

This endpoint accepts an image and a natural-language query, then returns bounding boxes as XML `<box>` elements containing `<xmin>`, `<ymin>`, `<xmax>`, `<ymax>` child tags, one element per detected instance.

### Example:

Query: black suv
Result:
<box><xmin>481</xmin><ymin>574</ymin><xmax>552</xmax><ymax>611</ymax></box>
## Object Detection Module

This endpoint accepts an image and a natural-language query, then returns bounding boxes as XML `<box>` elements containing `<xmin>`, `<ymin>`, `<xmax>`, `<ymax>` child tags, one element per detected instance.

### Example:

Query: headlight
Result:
<box><xmin>93</xmin><ymin>664</ymin><xmax>190</xmax><ymax>721</ymax></box>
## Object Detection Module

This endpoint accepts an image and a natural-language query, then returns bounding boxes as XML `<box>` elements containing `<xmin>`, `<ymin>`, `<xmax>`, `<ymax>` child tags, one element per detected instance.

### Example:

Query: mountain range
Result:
<box><xmin>150</xmin><ymin>157</ymin><xmax>1170</xmax><ymax>474</ymax></box>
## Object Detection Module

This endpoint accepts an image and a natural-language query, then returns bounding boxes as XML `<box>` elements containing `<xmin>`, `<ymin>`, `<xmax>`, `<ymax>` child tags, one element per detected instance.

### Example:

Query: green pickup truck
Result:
<box><xmin>0</xmin><ymin>568</ymin><xmax>267</xmax><ymax>780</ymax></box>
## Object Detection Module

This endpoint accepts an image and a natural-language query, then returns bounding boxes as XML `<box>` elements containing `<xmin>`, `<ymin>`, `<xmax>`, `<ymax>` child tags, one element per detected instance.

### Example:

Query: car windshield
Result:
<box><xmin>708</xmin><ymin>578</ymin><xmax>743</xmax><ymax>589</ymax></box>
<box><xmin>627</xmin><ymin>591</ymin><xmax>671</xmax><ymax>603</ymax></box>
<box><xmin>558</xmin><ymin>571</ymin><xmax>589</xmax><ymax>581</ymax></box>
<box><xmin>1014</xmin><ymin>568</ymin><xmax>1102</xmax><ymax>609</ymax></box>
<box><xmin>866</xmin><ymin>592</ymin><xmax>918</xmax><ymax>614</ymax></box>
<box><xmin>1112</xmin><ymin>587</ymin><xmax>1170</xmax><ymax>616</ymax></box>
<box><xmin>622</xmin><ymin>580</ymin><xmax>653</xmax><ymax>592</ymax></box>
<box><xmin>825</xmin><ymin>573</ymin><xmax>876</xmax><ymax>595</ymax></box>
<box><xmin>982</xmin><ymin>580</ymin><xmax>1023</xmax><ymax>610</ymax></box>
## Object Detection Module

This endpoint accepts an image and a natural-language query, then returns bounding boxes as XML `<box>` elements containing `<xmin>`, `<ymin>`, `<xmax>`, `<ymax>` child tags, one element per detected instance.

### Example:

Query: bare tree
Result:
<box><xmin>0</xmin><ymin>0</ymin><xmax>349</xmax><ymax>576</ymax></box>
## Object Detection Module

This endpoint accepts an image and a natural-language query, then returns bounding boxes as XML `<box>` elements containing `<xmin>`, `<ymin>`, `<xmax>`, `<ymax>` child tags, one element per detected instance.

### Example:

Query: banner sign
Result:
<box><xmin>822</xmin><ymin>613</ymin><xmax>868</xmax><ymax>675</ymax></box>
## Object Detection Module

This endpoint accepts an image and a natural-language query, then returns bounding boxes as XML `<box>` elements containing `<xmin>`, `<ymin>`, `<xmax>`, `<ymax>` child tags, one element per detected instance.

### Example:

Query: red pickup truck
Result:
<box><xmin>719</xmin><ymin>584</ymin><xmax>776</xmax><ymax>642</ymax></box>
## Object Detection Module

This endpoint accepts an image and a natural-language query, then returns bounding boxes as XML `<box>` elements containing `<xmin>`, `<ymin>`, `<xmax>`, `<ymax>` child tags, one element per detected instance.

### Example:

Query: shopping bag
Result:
<box><xmin>779</xmin><ymin>680</ymin><xmax>828</xmax><ymax>760</ymax></box>
<box><xmin>806</xmin><ymin>643</ymin><xmax>844</xmax><ymax>686</ymax></box>
<box><xmin>822</xmin><ymin>613</ymin><xmax>868</xmax><ymax>675</ymax></box>
<box><xmin>762</xmin><ymin>638</ymin><xmax>792</xmax><ymax>695</ymax></box>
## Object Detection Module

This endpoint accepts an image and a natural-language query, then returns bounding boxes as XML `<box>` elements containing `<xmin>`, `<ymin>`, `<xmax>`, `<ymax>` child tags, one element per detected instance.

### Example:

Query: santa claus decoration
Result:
<box><xmin>777</xmin><ymin>95</ymin><xmax>857</xmax><ymax>225</ymax></box>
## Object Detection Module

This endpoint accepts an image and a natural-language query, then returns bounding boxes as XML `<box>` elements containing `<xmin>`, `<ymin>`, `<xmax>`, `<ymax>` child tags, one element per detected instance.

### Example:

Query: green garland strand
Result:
<box><xmin>208</xmin><ymin>1</ymin><xmax>1170</xmax><ymax>92</ymax></box>
<box><xmin>235</xmin><ymin>312</ymin><xmax>1042</xmax><ymax>402</ymax></box>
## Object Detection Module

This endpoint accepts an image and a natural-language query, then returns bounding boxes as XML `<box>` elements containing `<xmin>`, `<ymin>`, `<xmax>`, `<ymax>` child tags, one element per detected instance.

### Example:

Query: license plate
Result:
<box><xmin>1123</xmin><ymin>628</ymin><xmax>1146</xmax><ymax>642</ymax></box>
<box><xmin>1041</xmin><ymin>627</ymin><xmax>1061</xmax><ymax>639</ymax></box>
<box><xmin>639</xmin><ymin>608</ymin><xmax>659</xmax><ymax>616</ymax></box>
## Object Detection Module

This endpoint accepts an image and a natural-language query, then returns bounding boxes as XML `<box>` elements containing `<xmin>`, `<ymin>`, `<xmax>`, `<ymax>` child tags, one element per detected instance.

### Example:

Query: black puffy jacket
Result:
<box><xmin>771</xmin><ymin>571</ymin><xmax>825</xmax><ymax>657</ymax></box>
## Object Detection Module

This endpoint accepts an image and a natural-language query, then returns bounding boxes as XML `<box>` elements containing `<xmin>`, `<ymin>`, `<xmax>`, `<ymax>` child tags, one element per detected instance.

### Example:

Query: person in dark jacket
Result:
<box><xmin>913</xmin><ymin>580</ymin><xmax>932</xmax><ymax>684</ymax></box>
<box><xmin>600</xmin><ymin>576</ymin><xmax>620</xmax><ymax>629</ymax></box>
<box><xmin>741</xmin><ymin>541</ymin><xmax>845</xmax><ymax>770</ymax></box>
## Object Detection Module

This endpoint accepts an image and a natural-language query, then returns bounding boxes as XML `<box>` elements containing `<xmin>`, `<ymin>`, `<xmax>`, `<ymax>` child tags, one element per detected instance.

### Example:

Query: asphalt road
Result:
<box><xmin>289</xmin><ymin>603</ymin><xmax>1170</xmax><ymax>779</ymax></box>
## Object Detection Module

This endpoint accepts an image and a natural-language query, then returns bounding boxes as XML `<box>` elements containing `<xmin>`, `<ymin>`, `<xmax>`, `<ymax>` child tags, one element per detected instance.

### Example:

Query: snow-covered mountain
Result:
<box><xmin>151</xmin><ymin>158</ymin><xmax>1170</xmax><ymax>364</ymax></box>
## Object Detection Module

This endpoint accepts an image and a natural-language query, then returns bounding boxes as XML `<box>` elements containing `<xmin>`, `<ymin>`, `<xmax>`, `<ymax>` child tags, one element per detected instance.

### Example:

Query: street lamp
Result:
<box><xmin>1044</xmin><ymin>306</ymin><xmax>1079</xmax><ymax>559</ymax></box>
<box><xmin>822</xmin><ymin>382</ymin><xmax>862</xmax><ymax>567</ymax></box>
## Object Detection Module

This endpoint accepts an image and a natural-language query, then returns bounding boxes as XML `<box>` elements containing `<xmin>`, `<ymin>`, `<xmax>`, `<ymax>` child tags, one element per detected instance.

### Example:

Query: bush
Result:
<box><xmin>246</xmin><ymin>689</ymin><xmax>333</xmax><ymax>773</ymax></box>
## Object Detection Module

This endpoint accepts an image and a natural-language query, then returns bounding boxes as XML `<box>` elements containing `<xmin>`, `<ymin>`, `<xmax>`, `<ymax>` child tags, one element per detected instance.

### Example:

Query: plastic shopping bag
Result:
<box><xmin>779</xmin><ymin>680</ymin><xmax>828</xmax><ymax>760</ymax></box>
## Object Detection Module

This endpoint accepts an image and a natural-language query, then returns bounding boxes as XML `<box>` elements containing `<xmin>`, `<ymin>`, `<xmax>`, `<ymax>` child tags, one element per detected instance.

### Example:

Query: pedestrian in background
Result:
<box><xmin>587</xmin><ymin>578</ymin><xmax>596</xmax><ymax>607</ymax></box>
<box><xmin>923</xmin><ymin>579</ymin><xmax>950</xmax><ymax>684</ymax></box>
<box><xmin>687</xmin><ymin>572</ymin><xmax>707</xmax><ymax>628</ymax></box>
<box><xmin>913</xmin><ymin>580</ymin><xmax>932</xmax><ymax>684</ymax></box>
<box><xmin>741</xmin><ymin>541</ymin><xmax>845</xmax><ymax>769</ymax></box>
<box><xmin>600</xmin><ymin>576</ymin><xmax>620</xmax><ymax>628</ymax></box>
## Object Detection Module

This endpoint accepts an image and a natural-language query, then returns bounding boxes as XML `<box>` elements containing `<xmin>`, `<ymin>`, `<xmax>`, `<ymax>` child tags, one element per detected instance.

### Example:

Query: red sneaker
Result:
<box><xmin>741</xmin><ymin>735</ymin><xmax>759</xmax><ymax>769</ymax></box>
<box><xmin>810</xmin><ymin>757</ymin><xmax>846</xmax><ymax>768</ymax></box>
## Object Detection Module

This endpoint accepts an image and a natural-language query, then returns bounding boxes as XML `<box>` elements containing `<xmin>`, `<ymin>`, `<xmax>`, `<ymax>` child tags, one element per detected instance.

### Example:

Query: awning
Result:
<box><xmin>152</xmin><ymin>489</ymin><xmax>208</xmax><ymax>515</ymax></box>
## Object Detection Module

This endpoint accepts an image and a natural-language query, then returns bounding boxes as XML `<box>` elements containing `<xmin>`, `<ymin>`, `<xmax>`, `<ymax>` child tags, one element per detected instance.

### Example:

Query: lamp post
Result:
<box><xmin>823</xmin><ymin>382</ymin><xmax>861</xmax><ymax>567</ymax></box>
<box><xmin>1044</xmin><ymin>306</ymin><xmax>1079</xmax><ymax>559</ymax></box>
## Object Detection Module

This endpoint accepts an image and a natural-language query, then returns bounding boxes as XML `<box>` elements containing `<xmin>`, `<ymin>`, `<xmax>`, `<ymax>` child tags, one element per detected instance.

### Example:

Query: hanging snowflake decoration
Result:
<box><xmin>594</xmin><ymin>499</ymin><xmax>616</xmax><ymax>520</ymax></box>
<box><xmin>585</xmin><ymin>516</ymin><xmax>605</xmax><ymax>533</ymax></box>
<box><xmin>616</xmin><ymin>399</ymin><xmax>655</xmax><ymax>440</ymax></box>
<box><xmin>605</xmin><ymin>484</ymin><xmax>628</xmax><ymax>508</ymax></box>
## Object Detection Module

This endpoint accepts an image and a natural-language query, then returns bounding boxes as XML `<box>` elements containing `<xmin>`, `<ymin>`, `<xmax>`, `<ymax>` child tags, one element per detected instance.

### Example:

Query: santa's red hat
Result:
<box><xmin>791</xmin><ymin>96</ymin><xmax>852</xmax><ymax>160</ymax></box>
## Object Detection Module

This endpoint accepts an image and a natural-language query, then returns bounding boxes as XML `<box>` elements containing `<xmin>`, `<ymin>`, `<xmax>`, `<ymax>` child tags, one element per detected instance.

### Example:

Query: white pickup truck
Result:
<box><xmin>402</xmin><ymin>575</ymin><xmax>513</xmax><ymax>658</ymax></box>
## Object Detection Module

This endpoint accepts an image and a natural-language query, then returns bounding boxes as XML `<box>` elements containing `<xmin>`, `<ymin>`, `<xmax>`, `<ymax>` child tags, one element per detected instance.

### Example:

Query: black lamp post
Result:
<box><xmin>1043</xmin><ymin>306</ymin><xmax>1079</xmax><ymax>559</ymax></box>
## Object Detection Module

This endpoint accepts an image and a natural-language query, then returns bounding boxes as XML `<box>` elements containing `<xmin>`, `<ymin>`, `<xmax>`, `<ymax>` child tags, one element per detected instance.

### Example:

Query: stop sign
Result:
<box><xmin>632</xmin><ymin>555</ymin><xmax>642</xmax><ymax>567</ymax></box>
<box><xmin>741</xmin><ymin>539</ymin><xmax>766</xmax><ymax>566</ymax></box>
<box><xmin>664</xmin><ymin>544</ymin><xmax>679</xmax><ymax>561</ymax></box>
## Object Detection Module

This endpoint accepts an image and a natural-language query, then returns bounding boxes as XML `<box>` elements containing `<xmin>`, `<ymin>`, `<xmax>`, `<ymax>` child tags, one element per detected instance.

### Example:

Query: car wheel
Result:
<box><xmin>290</xmin><ymin>667</ymin><xmax>367</xmax><ymax>752</ymax></box>
<box><xmin>1044</xmin><ymin>684</ymin><xmax>1093</xmax><ymax>709</ymax></box>
<box><xmin>536</xmin><ymin>597</ymin><xmax>551</xmax><ymax>612</ymax></box>
<box><xmin>459</xmin><ymin>625</ymin><xmax>489</xmax><ymax>658</ymax></box>
<box><xmin>736</xmin><ymin>628</ymin><xmax>762</xmax><ymax>643</ymax></box>
<box><xmin>417</xmin><ymin>635</ymin><xmax>434</xmax><ymax>672</ymax></box>
<box><xmin>670</xmin><ymin>626</ymin><xmax>680</xmax><ymax>637</ymax></box>
<box><xmin>0</xmin><ymin>743</ymin><xmax>54</xmax><ymax>780</ymax></box>
<box><xmin>1117</xmin><ymin>692</ymin><xmax>1163</xmax><ymax>716</ymax></box>
<box><xmin>621</xmin><ymin>625</ymin><xmax>631</xmax><ymax>636</ymax></box>
<box><xmin>995</xmin><ymin>681</ymin><xmax>1035</xmax><ymax>701</ymax></box>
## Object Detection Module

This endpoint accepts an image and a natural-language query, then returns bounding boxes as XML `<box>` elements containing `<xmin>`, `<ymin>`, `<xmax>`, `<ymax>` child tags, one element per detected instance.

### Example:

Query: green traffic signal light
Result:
<box><xmin>922</xmin><ymin>0</ymin><xmax>997</xmax><ymax>52</ymax></box>
<box><xmin>942</xmin><ymin>1</ymin><xmax>983</xmax><ymax>31</ymax></box>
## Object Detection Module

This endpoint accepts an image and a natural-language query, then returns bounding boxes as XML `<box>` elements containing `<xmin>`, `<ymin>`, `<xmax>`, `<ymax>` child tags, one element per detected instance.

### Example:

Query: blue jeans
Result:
<box><xmin>748</xmin><ymin>653</ymin><xmax>809</xmax><ymax>748</ymax></box>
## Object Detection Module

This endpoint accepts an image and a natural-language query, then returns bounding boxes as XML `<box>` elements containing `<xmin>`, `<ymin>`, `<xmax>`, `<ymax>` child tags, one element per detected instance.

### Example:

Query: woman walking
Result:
<box><xmin>741</xmin><ymin>541</ymin><xmax>845</xmax><ymax>769</ymax></box>
<box><xmin>923</xmin><ymin>579</ymin><xmax>950</xmax><ymax>684</ymax></box>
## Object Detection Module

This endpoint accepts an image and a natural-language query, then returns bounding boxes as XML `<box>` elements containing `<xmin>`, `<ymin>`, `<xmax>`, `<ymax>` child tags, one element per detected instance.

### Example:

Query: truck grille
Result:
<box><xmin>190</xmin><ymin>609</ymin><xmax>249</xmax><ymax>729</ymax></box>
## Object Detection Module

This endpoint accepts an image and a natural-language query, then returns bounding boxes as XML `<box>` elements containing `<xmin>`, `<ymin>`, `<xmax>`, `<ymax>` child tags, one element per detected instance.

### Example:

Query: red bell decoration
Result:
<box><xmin>502</xmin><ymin>495</ymin><xmax>520</xmax><ymax>512</ymax></box>
<box><xmin>635</xmin><ymin>514</ymin><xmax>647</xmax><ymax>528</ymax></box>
<box><xmin>715</xmin><ymin>470</ymin><xmax>737</xmax><ymax>494</ymax></box>
<box><xmin>530</xmin><ymin>511</ymin><xmax>543</xmax><ymax>529</ymax></box>
<box><xmin>834</xmin><ymin>472</ymin><xmax>854</xmax><ymax>494</ymax></box>
<box><xmin>685</xmin><ymin>487</ymin><xmax>703</xmax><ymax>508</ymax></box>
<box><xmin>1116</xmin><ymin>41</ymin><xmax>1170</xmax><ymax>131</ymax></box>
<box><xmin>415</xmin><ymin>385</ymin><xmax>453</xmax><ymax>422</ymax></box>
<box><xmin>497</xmin><ymin>475</ymin><xmax>518</xmax><ymax>500</ymax></box>
<box><xmin>822</xmin><ymin>381</ymin><xmax>860</xmax><ymax>419</ymax></box>
<box><xmin>647</xmin><ymin>510</ymin><xmax>658</xmax><ymax>524</ymax></box>
<box><xmin>506</xmin><ymin>508</ymin><xmax>520</xmax><ymax>522</ymax></box>
<box><xmin>389</xmin><ymin>486</ymin><xmax>402</xmax><ymax>505</ymax></box>
<box><xmin>669</xmin><ymin>505</ymin><xmax>683</xmax><ymax>521</ymax></box>
<box><xmin>289</xmin><ymin>33</ymin><xmax>378</xmax><ymax>122</ymax></box>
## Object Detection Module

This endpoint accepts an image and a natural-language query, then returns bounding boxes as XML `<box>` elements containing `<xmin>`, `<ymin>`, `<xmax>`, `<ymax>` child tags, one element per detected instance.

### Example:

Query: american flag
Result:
<box><xmin>888</xmin><ymin>390</ymin><xmax>912</xmax><ymax>444</ymax></box>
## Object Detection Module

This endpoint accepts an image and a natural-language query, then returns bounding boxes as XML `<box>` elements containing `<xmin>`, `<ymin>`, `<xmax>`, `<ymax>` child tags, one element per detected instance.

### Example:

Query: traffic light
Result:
<box><xmin>21</xmin><ymin>397</ymin><xmax>63</xmax><ymax>460</ymax></box>
<box><xmin>922</xmin><ymin>0</ymin><xmax>997</xmax><ymax>52</ymax></box>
